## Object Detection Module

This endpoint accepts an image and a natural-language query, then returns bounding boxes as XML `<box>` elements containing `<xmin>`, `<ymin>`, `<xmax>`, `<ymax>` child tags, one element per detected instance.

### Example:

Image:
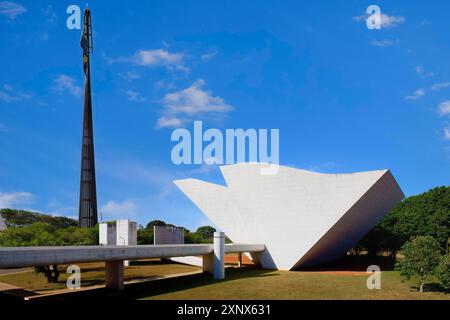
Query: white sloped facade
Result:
<box><xmin>174</xmin><ymin>163</ymin><xmax>404</xmax><ymax>270</ymax></box>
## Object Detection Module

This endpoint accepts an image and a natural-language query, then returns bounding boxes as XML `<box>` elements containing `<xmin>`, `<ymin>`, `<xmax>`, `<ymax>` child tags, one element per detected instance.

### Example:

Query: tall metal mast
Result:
<box><xmin>78</xmin><ymin>8</ymin><xmax>98</xmax><ymax>228</ymax></box>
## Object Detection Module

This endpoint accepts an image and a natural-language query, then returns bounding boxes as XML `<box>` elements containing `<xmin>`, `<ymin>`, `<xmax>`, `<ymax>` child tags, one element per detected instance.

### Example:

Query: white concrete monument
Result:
<box><xmin>99</xmin><ymin>220</ymin><xmax>137</xmax><ymax>266</ymax></box>
<box><xmin>174</xmin><ymin>163</ymin><xmax>405</xmax><ymax>270</ymax></box>
<box><xmin>116</xmin><ymin>220</ymin><xmax>137</xmax><ymax>247</ymax></box>
<box><xmin>154</xmin><ymin>225</ymin><xmax>184</xmax><ymax>245</ymax></box>
<box><xmin>99</xmin><ymin>222</ymin><xmax>116</xmax><ymax>246</ymax></box>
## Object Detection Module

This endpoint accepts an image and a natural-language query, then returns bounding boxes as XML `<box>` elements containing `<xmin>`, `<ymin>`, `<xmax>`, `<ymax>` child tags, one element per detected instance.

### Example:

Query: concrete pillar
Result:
<box><xmin>213</xmin><ymin>232</ymin><xmax>225</xmax><ymax>280</ymax></box>
<box><xmin>99</xmin><ymin>223</ymin><xmax>116</xmax><ymax>245</ymax></box>
<box><xmin>202</xmin><ymin>254</ymin><xmax>214</xmax><ymax>274</ymax></box>
<box><xmin>105</xmin><ymin>260</ymin><xmax>124</xmax><ymax>290</ymax></box>
<box><xmin>238</xmin><ymin>252</ymin><xmax>243</xmax><ymax>267</ymax></box>
<box><xmin>116</xmin><ymin>220</ymin><xmax>137</xmax><ymax>267</ymax></box>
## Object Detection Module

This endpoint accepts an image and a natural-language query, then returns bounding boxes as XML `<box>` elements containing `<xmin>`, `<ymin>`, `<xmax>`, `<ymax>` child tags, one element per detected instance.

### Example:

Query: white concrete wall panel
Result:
<box><xmin>99</xmin><ymin>223</ymin><xmax>116</xmax><ymax>246</ymax></box>
<box><xmin>174</xmin><ymin>163</ymin><xmax>404</xmax><ymax>270</ymax></box>
<box><xmin>154</xmin><ymin>225</ymin><xmax>185</xmax><ymax>245</ymax></box>
<box><xmin>116</xmin><ymin>220</ymin><xmax>137</xmax><ymax>246</ymax></box>
<box><xmin>0</xmin><ymin>244</ymin><xmax>265</xmax><ymax>268</ymax></box>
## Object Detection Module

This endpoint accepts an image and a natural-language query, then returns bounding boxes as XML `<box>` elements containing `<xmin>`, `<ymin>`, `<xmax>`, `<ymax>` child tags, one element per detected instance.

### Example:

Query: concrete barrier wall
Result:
<box><xmin>0</xmin><ymin>243</ymin><xmax>265</xmax><ymax>269</ymax></box>
<box><xmin>154</xmin><ymin>225</ymin><xmax>184</xmax><ymax>245</ymax></box>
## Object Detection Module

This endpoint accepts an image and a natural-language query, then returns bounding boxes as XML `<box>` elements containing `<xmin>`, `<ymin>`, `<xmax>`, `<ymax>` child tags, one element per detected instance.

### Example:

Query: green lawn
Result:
<box><xmin>129</xmin><ymin>268</ymin><xmax>449</xmax><ymax>300</ymax></box>
<box><xmin>0</xmin><ymin>259</ymin><xmax>200</xmax><ymax>293</ymax></box>
<box><xmin>0</xmin><ymin>262</ymin><xmax>448</xmax><ymax>300</ymax></box>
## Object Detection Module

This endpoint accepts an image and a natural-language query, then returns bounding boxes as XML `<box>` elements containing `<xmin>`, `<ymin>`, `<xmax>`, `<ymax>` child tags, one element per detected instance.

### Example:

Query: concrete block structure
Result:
<box><xmin>99</xmin><ymin>220</ymin><xmax>137</xmax><ymax>266</ymax></box>
<box><xmin>116</xmin><ymin>220</ymin><xmax>137</xmax><ymax>246</ymax></box>
<box><xmin>0</xmin><ymin>243</ymin><xmax>265</xmax><ymax>290</ymax></box>
<box><xmin>154</xmin><ymin>225</ymin><xmax>184</xmax><ymax>245</ymax></box>
<box><xmin>99</xmin><ymin>223</ymin><xmax>116</xmax><ymax>245</ymax></box>
<box><xmin>174</xmin><ymin>163</ymin><xmax>405</xmax><ymax>270</ymax></box>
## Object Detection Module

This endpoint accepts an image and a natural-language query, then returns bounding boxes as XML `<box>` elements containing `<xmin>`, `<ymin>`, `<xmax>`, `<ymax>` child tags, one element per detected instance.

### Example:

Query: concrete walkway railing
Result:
<box><xmin>0</xmin><ymin>233</ymin><xmax>265</xmax><ymax>290</ymax></box>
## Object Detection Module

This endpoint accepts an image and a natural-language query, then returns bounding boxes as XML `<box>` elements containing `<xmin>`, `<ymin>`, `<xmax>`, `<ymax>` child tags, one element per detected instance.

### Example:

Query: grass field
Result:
<box><xmin>0</xmin><ymin>259</ymin><xmax>200</xmax><ymax>293</ymax></box>
<box><xmin>0</xmin><ymin>260</ymin><xmax>448</xmax><ymax>300</ymax></box>
<box><xmin>129</xmin><ymin>268</ymin><xmax>449</xmax><ymax>300</ymax></box>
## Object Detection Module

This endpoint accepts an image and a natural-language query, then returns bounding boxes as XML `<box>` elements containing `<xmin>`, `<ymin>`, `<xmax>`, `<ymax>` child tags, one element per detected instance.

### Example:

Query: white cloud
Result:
<box><xmin>353</xmin><ymin>13</ymin><xmax>405</xmax><ymax>28</ymax></box>
<box><xmin>0</xmin><ymin>1</ymin><xmax>26</xmax><ymax>19</ymax></box>
<box><xmin>38</xmin><ymin>32</ymin><xmax>49</xmax><ymax>42</ymax></box>
<box><xmin>415</xmin><ymin>66</ymin><xmax>424</xmax><ymax>74</ymax></box>
<box><xmin>187</xmin><ymin>161</ymin><xmax>220</xmax><ymax>175</ymax></box>
<box><xmin>415</xmin><ymin>66</ymin><xmax>435</xmax><ymax>78</ymax></box>
<box><xmin>370</xmin><ymin>39</ymin><xmax>396</xmax><ymax>47</ymax></box>
<box><xmin>49</xmin><ymin>206</ymin><xmax>77</xmax><ymax>219</ymax></box>
<box><xmin>201</xmin><ymin>50</ymin><xmax>218</xmax><ymax>61</ymax></box>
<box><xmin>431</xmin><ymin>82</ymin><xmax>450</xmax><ymax>91</ymax></box>
<box><xmin>156</xmin><ymin>79</ymin><xmax>233</xmax><ymax>129</ymax></box>
<box><xmin>53</xmin><ymin>75</ymin><xmax>82</xmax><ymax>98</ymax></box>
<box><xmin>113</xmin><ymin>49</ymin><xmax>188</xmax><ymax>72</ymax></box>
<box><xmin>405</xmin><ymin>88</ymin><xmax>425</xmax><ymax>100</ymax></box>
<box><xmin>154</xmin><ymin>79</ymin><xmax>176</xmax><ymax>90</ymax></box>
<box><xmin>419</xmin><ymin>20</ymin><xmax>431</xmax><ymax>27</ymax></box>
<box><xmin>444</xmin><ymin>127</ymin><xmax>450</xmax><ymax>140</ymax></box>
<box><xmin>101</xmin><ymin>200</ymin><xmax>137</xmax><ymax>219</ymax></box>
<box><xmin>0</xmin><ymin>192</ymin><xmax>35</xmax><ymax>209</ymax></box>
<box><xmin>42</xmin><ymin>4</ymin><xmax>56</xmax><ymax>24</ymax></box>
<box><xmin>379</xmin><ymin>14</ymin><xmax>405</xmax><ymax>28</ymax></box>
<box><xmin>155</xmin><ymin>116</ymin><xmax>184</xmax><ymax>129</ymax></box>
<box><xmin>0</xmin><ymin>84</ymin><xmax>31</xmax><ymax>103</ymax></box>
<box><xmin>120</xmin><ymin>71</ymin><xmax>141</xmax><ymax>81</ymax></box>
<box><xmin>126</xmin><ymin>90</ymin><xmax>145</xmax><ymax>102</ymax></box>
<box><xmin>162</xmin><ymin>79</ymin><xmax>232</xmax><ymax>115</ymax></box>
<box><xmin>438</xmin><ymin>101</ymin><xmax>450</xmax><ymax>116</ymax></box>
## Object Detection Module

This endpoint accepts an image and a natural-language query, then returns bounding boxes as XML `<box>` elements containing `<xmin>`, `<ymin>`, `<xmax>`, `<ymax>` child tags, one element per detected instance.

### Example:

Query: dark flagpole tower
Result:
<box><xmin>78</xmin><ymin>8</ymin><xmax>98</xmax><ymax>227</ymax></box>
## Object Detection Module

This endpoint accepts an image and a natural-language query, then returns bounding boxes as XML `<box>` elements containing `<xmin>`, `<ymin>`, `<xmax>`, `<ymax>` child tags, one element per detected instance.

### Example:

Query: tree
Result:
<box><xmin>137</xmin><ymin>227</ymin><xmax>153</xmax><ymax>245</ymax></box>
<box><xmin>35</xmin><ymin>265</ymin><xmax>60</xmax><ymax>283</ymax></box>
<box><xmin>397</xmin><ymin>236</ymin><xmax>442</xmax><ymax>292</ymax></box>
<box><xmin>356</xmin><ymin>186</ymin><xmax>450</xmax><ymax>256</ymax></box>
<box><xmin>0</xmin><ymin>222</ymin><xmax>97</xmax><ymax>283</ymax></box>
<box><xmin>184</xmin><ymin>230</ymin><xmax>204</xmax><ymax>244</ymax></box>
<box><xmin>55</xmin><ymin>226</ymin><xmax>98</xmax><ymax>246</ymax></box>
<box><xmin>436</xmin><ymin>254</ymin><xmax>450</xmax><ymax>289</ymax></box>
<box><xmin>0</xmin><ymin>208</ymin><xmax>77</xmax><ymax>229</ymax></box>
<box><xmin>196</xmin><ymin>226</ymin><xmax>216</xmax><ymax>239</ymax></box>
<box><xmin>145</xmin><ymin>220</ymin><xmax>166</xmax><ymax>230</ymax></box>
<box><xmin>0</xmin><ymin>222</ymin><xmax>59</xmax><ymax>246</ymax></box>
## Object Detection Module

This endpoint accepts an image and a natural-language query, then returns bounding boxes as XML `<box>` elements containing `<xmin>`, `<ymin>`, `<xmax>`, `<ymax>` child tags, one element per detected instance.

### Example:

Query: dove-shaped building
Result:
<box><xmin>174</xmin><ymin>163</ymin><xmax>404</xmax><ymax>270</ymax></box>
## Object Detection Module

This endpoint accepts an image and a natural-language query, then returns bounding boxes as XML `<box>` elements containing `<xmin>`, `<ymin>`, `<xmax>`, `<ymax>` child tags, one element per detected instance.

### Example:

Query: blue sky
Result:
<box><xmin>0</xmin><ymin>0</ymin><xmax>449</xmax><ymax>231</ymax></box>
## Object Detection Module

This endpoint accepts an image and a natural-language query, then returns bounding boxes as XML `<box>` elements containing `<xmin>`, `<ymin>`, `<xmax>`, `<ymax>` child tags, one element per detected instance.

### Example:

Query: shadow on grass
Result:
<box><xmin>297</xmin><ymin>255</ymin><xmax>396</xmax><ymax>272</ymax></box>
<box><xmin>129</xmin><ymin>259</ymin><xmax>174</xmax><ymax>267</ymax></box>
<box><xmin>38</xmin><ymin>268</ymin><xmax>276</xmax><ymax>301</ymax></box>
<box><xmin>0</xmin><ymin>288</ymin><xmax>40</xmax><ymax>300</ymax></box>
<box><xmin>410</xmin><ymin>282</ymin><xmax>450</xmax><ymax>294</ymax></box>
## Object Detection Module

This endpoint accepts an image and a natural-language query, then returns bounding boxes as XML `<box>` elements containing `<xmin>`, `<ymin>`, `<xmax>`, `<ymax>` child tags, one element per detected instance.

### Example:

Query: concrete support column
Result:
<box><xmin>238</xmin><ymin>252</ymin><xmax>243</xmax><ymax>267</ymax></box>
<box><xmin>213</xmin><ymin>232</ymin><xmax>225</xmax><ymax>280</ymax></box>
<box><xmin>202</xmin><ymin>254</ymin><xmax>214</xmax><ymax>274</ymax></box>
<box><xmin>105</xmin><ymin>260</ymin><xmax>124</xmax><ymax>290</ymax></box>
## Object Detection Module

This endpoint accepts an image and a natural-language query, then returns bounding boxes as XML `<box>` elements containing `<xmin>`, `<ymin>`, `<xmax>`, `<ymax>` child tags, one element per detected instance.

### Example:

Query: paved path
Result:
<box><xmin>0</xmin><ymin>282</ymin><xmax>20</xmax><ymax>291</ymax></box>
<box><xmin>0</xmin><ymin>267</ymin><xmax>33</xmax><ymax>276</ymax></box>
